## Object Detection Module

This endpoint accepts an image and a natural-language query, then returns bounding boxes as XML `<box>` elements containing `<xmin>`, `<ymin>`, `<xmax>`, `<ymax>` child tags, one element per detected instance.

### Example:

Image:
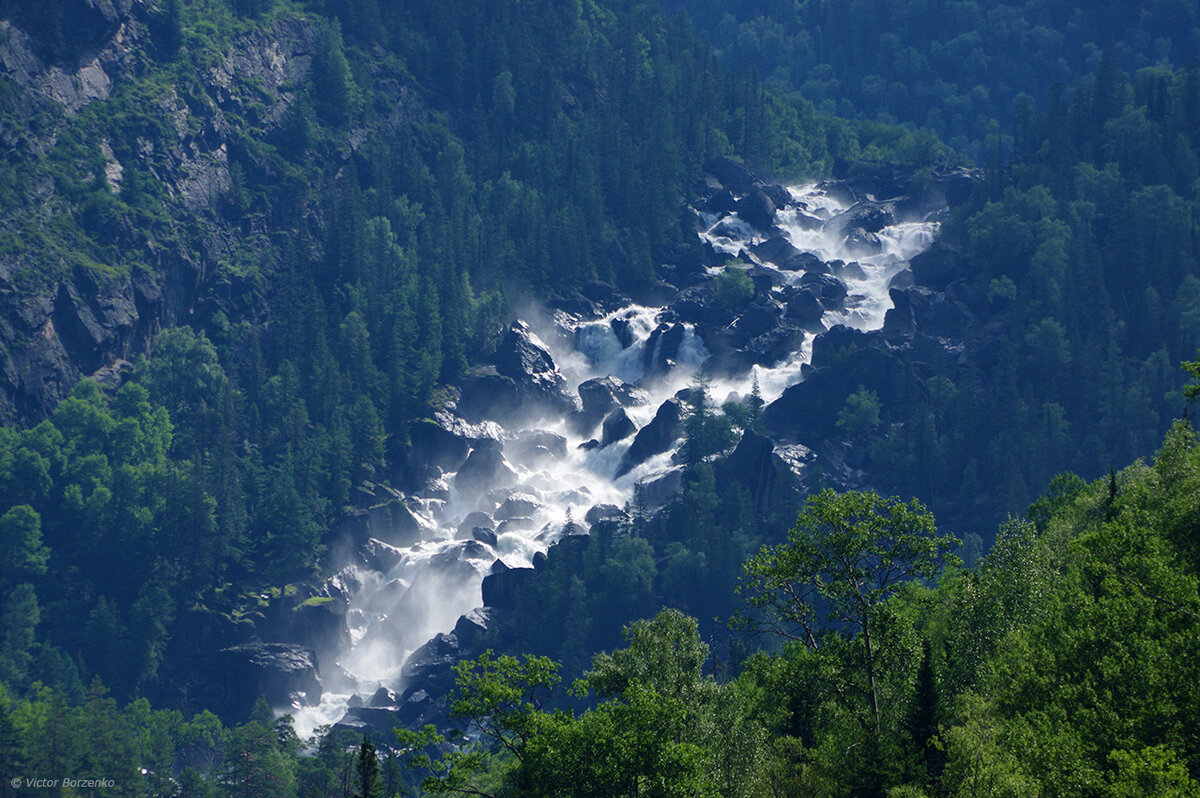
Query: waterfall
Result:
<box><xmin>291</xmin><ymin>180</ymin><xmax>943</xmax><ymax>740</ymax></box>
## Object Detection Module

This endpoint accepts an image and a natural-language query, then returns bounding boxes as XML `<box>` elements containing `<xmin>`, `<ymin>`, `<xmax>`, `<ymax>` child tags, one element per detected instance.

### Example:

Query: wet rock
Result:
<box><xmin>837</xmin><ymin>202</ymin><xmax>895</xmax><ymax>234</ymax></box>
<box><xmin>888</xmin><ymin>269</ymin><xmax>915</xmax><ymax>290</ymax></box>
<box><xmin>831</xmin><ymin>261</ymin><xmax>868</xmax><ymax>281</ymax></box>
<box><xmin>844</xmin><ymin>227</ymin><xmax>884</xmax><ymax>256</ymax></box>
<box><xmin>799</xmin><ymin>272</ymin><xmax>849</xmax><ymax>305</ymax></box>
<box><xmin>495</xmin><ymin>493</ymin><xmax>541</xmax><ymax>521</ymax></box>
<box><xmin>471</xmin><ymin>527</ymin><xmax>498</xmax><ymax>547</ymax></box>
<box><xmin>401</xmin><ymin>633</ymin><xmax>459</xmax><ymax>695</ymax></box>
<box><xmin>508</xmin><ymin>430</ymin><xmax>568</xmax><ymax>464</ymax></box>
<box><xmin>733</xmin><ymin>301</ymin><xmax>782</xmax><ymax>339</ymax></box>
<box><xmin>735</xmin><ymin>189</ymin><xmax>778</xmax><ymax>232</ymax></box>
<box><xmin>783</xmin><ymin>287</ymin><xmax>826</xmax><ymax>329</ymax></box>
<box><xmin>481</xmin><ymin>561</ymin><xmax>535</xmax><ymax>609</ymax></box>
<box><xmin>601</xmin><ymin>407</ymin><xmax>637</xmax><ymax>447</ymax></box>
<box><xmin>456</xmin><ymin>511</ymin><xmax>494</xmax><ymax>539</ymax></box>
<box><xmin>752</xmin><ymin>236</ymin><xmax>801</xmax><ymax>266</ymax></box>
<box><xmin>370</xmin><ymin>686</ymin><xmax>400</xmax><ymax>708</ymax></box>
<box><xmin>740</xmin><ymin>324</ymin><xmax>805</xmax><ymax>369</ymax></box>
<box><xmin>408</xmin><ymin>417</ymin><xmax>471</xmax><ymax>473</ymax></box>
<box><xmin>364</xmin><ymin>578</ymin><xmax>409</xmax><ymax>614</ymax></box>
<box><xmin>496</xmin><ymin>517</ymin><xmax>537</xmax><ymax>535</ymax></box>
<box><xmin>670</xmin><ymin>284</ymin><xmax>716</xmax><ymax>324</ymax></box>
<box><xmin>765</xmin><ymin>330</ymin><xmax>906</xmax><ymax>441</ymax></box>
<box><xmin>616</xmin><ymin>398</ymin><xmax>683</xmax><ymax>477</ymax></box>
<box><xmin>359</xmin><ymin>538</ymin><xmax>403</xmax><ymax>573</ymax></box>
<box><xmin>493</xmin><ymin>320</ymin><xmax>565</xmax><ymax>393</ymax></box>
<box><xmin>634</xmin><ymin>467</ymin><xmax>685</xmax><ymax>510</ymax></box>
<box><xmin>576</xmin><ymin>376</ymin><xmax>646</xmax><ymax>432</ymax></box>
<box><xmin>454</xmin><ymin>447</ymin><xmax>517</xmax><ymax>495</ymax></box>
<box><xmin>779</xmin><ymin>251</ymin><xmax>825</xmax><ymax>272</ymax></box>
<box><xmin>610</xmin><ymin>316</ymin><xmax>635</xmax><ymax>348</ymax></box>
<box><xmin>643</xmin><ymin>322</ymin><xmax>686</xmax><ymax>376</ymax></box>
<box><xmin>453</xmin><ymin>608</ymin><xmax>494</xmax><ymax>652</ymax></box>
<box><xmin>457</xmin><ymin>322</ymin><xmax>576</xmax><ymax>422</ymax></box>
<box><xmin>760</xmin><ymin>184</ymin><xmax>794</xmax><ymax>210</ymax></box>
<box><xmin>585</xmin><ymin>504</ymin><xmax>629</xmax><ymax>526</ymax></box>
<box><xmin>699</xmin><ymin>187</ymin><xmax>738</xmax><ymax>215</ymax></box>
<box><xmin>428</xmin><ymin>542</ymin><xmax>491</xmax><ymax>575</ymax></box>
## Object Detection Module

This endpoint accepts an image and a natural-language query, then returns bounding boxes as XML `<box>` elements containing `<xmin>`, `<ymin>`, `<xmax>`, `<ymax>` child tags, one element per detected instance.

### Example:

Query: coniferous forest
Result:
<box><xmin>0</xmin><ymin>0</ymin><xmax>1198</xmax><ymax>796</ymax></box>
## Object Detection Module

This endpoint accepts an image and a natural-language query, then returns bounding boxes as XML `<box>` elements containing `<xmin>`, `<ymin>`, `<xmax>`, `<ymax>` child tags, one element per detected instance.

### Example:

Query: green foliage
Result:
<box><xmin>713</xmin><ymin>265</ymin><xmax>754</xmax><ymax>310</ymax></box>
<box><xmin>837</xmin><ymin>385</ymin><xmax>883</xmax><ymax>438</ymax></box>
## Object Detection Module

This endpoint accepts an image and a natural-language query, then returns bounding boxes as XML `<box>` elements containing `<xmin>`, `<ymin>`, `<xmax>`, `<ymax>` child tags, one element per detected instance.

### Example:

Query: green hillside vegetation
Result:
<box><xmin>0</xmin><ymin>0</ymin><xmax>1198</xmax><ymax>794</ymax></box>
<box><xmin>3</xmin><ymin>418</ymin><xmax>1197</xmax><ymax>795</ymax></box>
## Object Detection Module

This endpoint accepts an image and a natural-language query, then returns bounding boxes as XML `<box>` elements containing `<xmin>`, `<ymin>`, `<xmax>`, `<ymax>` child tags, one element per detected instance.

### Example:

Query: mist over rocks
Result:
<box><xmin>265</xmin><ymin>159</ymin><xmax>983</xmax><ymax>741</ymax></box>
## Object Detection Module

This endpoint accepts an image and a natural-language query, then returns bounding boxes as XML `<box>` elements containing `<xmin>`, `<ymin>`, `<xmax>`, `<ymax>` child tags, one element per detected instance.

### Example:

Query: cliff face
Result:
<box><xmin>0</xmin><ymin>0</ymin><xmax>328</xmax><ymax>423</ymax></box>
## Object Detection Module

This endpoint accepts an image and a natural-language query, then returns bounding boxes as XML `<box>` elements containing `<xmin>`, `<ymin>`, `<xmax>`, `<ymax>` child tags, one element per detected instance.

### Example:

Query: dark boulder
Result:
<box><xmin>209</xmin><ymin>644</ymin><xmax>322</xmax><ymax>719</ymax></box>
<box><xmin>844</xmin><ymin>228</ymin><xmax>883</xmax><ymax>256</ymax></box>
<box><xmin>765</xmin><ymin>335</ymin><xmax>905</xmax><ymax>441</ymax></box>
<box><xmin>481</xmin><ymin>561</ymin><xmax>535</xmax><ymax>609</ymax></box>
<box><xmin>699</xmin><ymin>188</ymin><xmax>738</xmax><ymax>215</ymax></box>
<box><xmin>471</xmin><ymin>527</ymin><xmax>498</xmax><ymax>547</ymax></box>
<box><xmin>888</xmin><ymin>269</ymin><xmax>915</xmax><ymax>290</ymax></box>
<box><xmin>453</xmin><ymin>608</ymin><xmax>494</xmax><ymax>653</ymax></box>
<box><xmin>454</xmin><ymin>447</ymin><xmax>517</xmax><ymax>495</ymax></box>
<box><xmin>643</xmin><ymin>323</ymin><xmax>687</xmax><ymax>376</ymax></box>
<box><xmin>739</xmin><ymin>324</ymin><xmax>805</xmax><ymax>369</ymax></box>
<box><xmin>670</xmin><ymin>284</ymin><xmax>716</xmax><ymax>324</ymax></box>
<box><xmin>507</xmin><ymin>429</ymin><xmax>568</xmax><ymax>466</ymax></box>
<box><xmin>779</xmin><ymin>251</ymin><xmax>825</xmax><ymax>272</ymax></box>
<box><xmin>909</xmin><ymin>242</ymin><xmax>963</xmax><ymax>291</ymax></box>
<box><xmin>458</xmin><ymin>322</ymin><xmax>575</xmax><ymax>422</ymax></box>
<box><xmin>733</xmin><ymin>301</ymin><xmax>782</xmax><ymax>339</ymax></box>
<box><xmin>495</xmin><ymin>493</ymin><xmax>541</xmax><ymax>521</ymax></box>
<box><xmin>883</xmin><ymin>287</ymin><xmax>973</xmax><ymax>338</ymax></box>
<box><xmin>616</xmin><ymin>398</ymin><xmax>683</xmax><ymax>477</ymax></box>
<box><xmin>760</xmin><ymin>184</ymin><xmax>794</xmax><ymax>210</ymax></box>
<box><xmin>408</xmin><ymin>417</ymin><xmax>472</xmax><ymax>473</ymax></box>
<box><xmin>456</xmin><ymin>511</ymin><xmax>494</xmax><ymax>539</ymax></box>
<box><xmin>735</xmin><ymin>190</ymin><xmax>778</xmax><ymax>232</ymax></box>
<box><xmin>585</xmin><ymin>504</ymin><xmax>629</xmax><ymax>526</ymax></box>
<box><xmin>716</xmin><ymin>431</ymin><xmax>815</xmax><ymax>516</ymax></box>
<box><xmin>601</xmin><ymin>407</ymin><xmax>637</xmax><ymax>447</ymax></box>
<box><xmin>799</xmin><ymin>272</ymin><xmax>849</xmax><ymax>305</ymax></box>
<box><xmin>358</xmin><ymin>538</ymin><xmax>403</xmax><ymax>573</ymax></box>
<box><xmin>611</xmin><ymin>317</ymin><xmax>635</xmax><ymax>348</ymax></box>
<box><xmin>634</xmin><ymin>467</ymin><xmax>685</xmax><ymax>510</ymax></box>
<box><xmin>492</xmin><ymin>320</ymin><xmax>569</xmax><ymax>395</ymax></box>
<box><xmin>578</xmin><ymin>376</ymin><xmax>645</xmax><ymax>422</ymax></box>
<box><xmin>836</xmin><ymin>202</ymin><xmax>894</xmax><ymax>234</ymax></box>
<box><xmin>752</xmin><ymin>236</ymin><xmax>801</xmax><ymax>266</ymax></box>
<box><xmin>401</xmin><ymin>633</ymin><xmax>460</xmax><ymax>695</ymax></box>
<box><xmin>783</xmin><ymin>287</ymin><xmax>826</xmax><ymax>329</ymax></box>
<box><xmin>705</xmin><ymin>157</ymin><xmax>761</xmax><ymax>195</ymax></box>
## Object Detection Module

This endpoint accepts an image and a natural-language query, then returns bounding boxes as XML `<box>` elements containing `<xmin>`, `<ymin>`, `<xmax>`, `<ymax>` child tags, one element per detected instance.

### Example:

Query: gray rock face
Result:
<box><xmin>457</xmin><ymin>322</ymin><xmax>576</xmax><ymax>422</ymax></box>
<box><xmin>454</xmin><ymin>447</ymin><xmax>517</xmax><ymax>495</ymax></box>
<box><xmin>206</xmin><ymin>643</ymin><xmax>322</xmax><ymax>720</ymax></box>
<box><xmin>634</xmin><ymin>467</ymin><xmax>684</xmax><ymax>510</ymax></box>
<box><xmin>616</xmin><ymin>398</ymin><xmax>683</xmax><ymax>477</ymax></box>
<box><xmin>716</xmin><ymin>431</ymin><xmax>814</xmax><ymax>516</ymax></box>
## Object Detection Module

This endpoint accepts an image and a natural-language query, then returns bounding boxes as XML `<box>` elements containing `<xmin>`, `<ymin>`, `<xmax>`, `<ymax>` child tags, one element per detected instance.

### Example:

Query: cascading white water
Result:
<box><xmin>292</xmin><ymin>180</ymin><xmax>941</xmax><ymax>740</ymax></box>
